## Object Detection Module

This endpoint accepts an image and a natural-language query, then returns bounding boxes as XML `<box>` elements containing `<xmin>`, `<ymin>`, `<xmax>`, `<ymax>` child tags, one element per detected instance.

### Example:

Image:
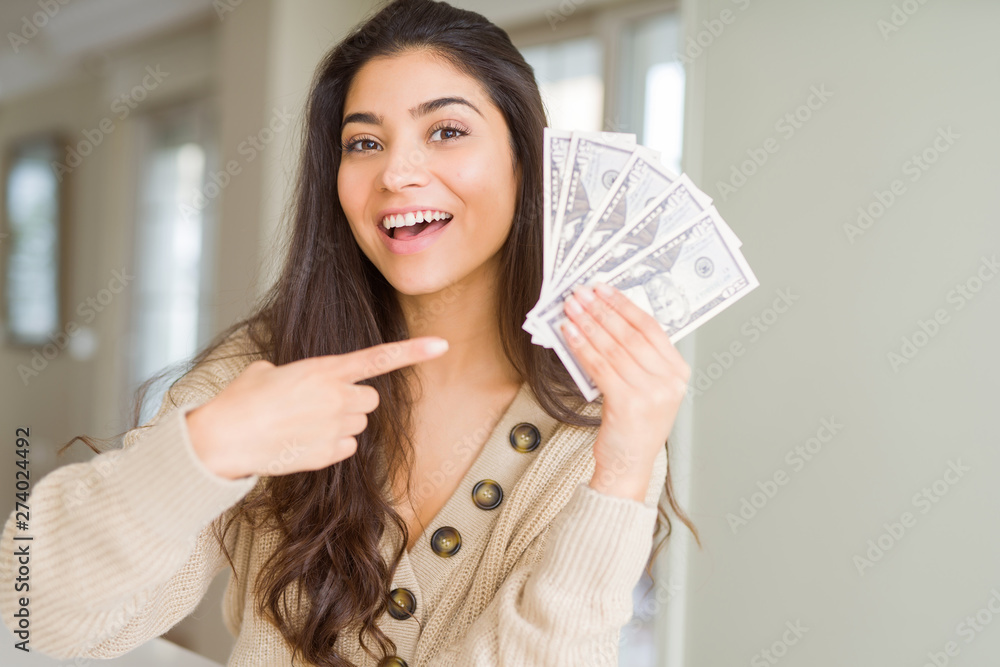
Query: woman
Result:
<box><xmin>0</xmin><ymin>0</ymin><xmax>698</xmax><ymax>665</ymax></box>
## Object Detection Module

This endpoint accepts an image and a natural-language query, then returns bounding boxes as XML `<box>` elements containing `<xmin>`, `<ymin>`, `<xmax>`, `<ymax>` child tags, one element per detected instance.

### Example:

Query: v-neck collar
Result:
<box><xmin>381</xmin><ymin>378</ymin><xmax>563</xmax><ymax>625</ymax></box>
<box><xmin>401</xmin><ymin>380</ymin><xmax>528</xmax><ymax>555</ymax></box>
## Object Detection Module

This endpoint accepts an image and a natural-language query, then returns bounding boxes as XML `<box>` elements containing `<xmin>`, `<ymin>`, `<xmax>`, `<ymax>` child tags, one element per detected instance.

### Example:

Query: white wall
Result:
<box><xmin>680</xmin><ymin>0</ymin><xmax>1000</xmax><ymax>665</ymax></box>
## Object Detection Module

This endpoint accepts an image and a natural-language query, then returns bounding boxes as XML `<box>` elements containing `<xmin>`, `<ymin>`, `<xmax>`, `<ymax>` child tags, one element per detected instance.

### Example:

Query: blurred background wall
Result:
<box><xmin>0</xmin><ymin>0</ymin><xmax>997</xmax><ymax>665</ymax></box>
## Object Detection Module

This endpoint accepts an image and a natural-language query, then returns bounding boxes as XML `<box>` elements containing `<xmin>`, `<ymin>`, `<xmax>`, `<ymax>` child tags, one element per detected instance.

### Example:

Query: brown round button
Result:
<box><xmin>378</xmin><ymin>657</ymin><xmax>408</xmax><ymax>667</ymax></box>
<box><xmin>430</xmin><ymin>526</ymin><xmax>461</xmax><ymax>557</ymax></box>
<box><xmin>471</xmin><ymin>479</ymin><xmax>503</xmax><ymax>510</ymax></box>
<box><xmin>509</xmin><ymin>423</ymin><xmax>541</xmax><ymax>453</ymax></box>
<box><xmin>387</xmin><ymin>587</ymin><xmax>416</xmax><ymax>620</ymax></box>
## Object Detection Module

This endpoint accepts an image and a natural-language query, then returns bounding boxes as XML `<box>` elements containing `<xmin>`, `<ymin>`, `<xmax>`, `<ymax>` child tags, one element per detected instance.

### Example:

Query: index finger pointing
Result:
<box><xmin>335</xmin><ymin>337</ymin><xmax>449</xmax><ymax>383</ymax></box>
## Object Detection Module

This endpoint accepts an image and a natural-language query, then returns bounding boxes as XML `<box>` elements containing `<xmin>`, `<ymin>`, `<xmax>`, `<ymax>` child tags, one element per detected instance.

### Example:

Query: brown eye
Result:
<box><xmin>342</xmin><ymin>136</ymin><xmax>380</xmax><ymax>154</ymax></box>
<box><xmin>430</xmin><ymin>124</ymin><xmax>469</xmax><ymax>143</ymax></box>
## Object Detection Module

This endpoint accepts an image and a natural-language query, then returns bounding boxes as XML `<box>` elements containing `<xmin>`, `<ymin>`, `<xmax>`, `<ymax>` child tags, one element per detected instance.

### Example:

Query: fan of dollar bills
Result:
<box><xmin>523</xmin><ymin>128</ymin><xmax>760</xmax><ymax>401</ymax></box>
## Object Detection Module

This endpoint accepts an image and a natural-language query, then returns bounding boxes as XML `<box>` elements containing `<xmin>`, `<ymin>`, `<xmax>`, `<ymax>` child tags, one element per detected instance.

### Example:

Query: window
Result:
<box><xmin>521</xmin><ymin>36</ymin><xmax>604</xmax><ymax>132</ymax></box>
<box><xmin>622</xmin><ymin>12</ymin><xmax>685</xmax><ymax>174</ymax></box>
<box><xmin>2</xmin><ymin>136</ymin><xmax>64</xmax><ymax>347</ymax></box>
<box><xmin>129</xmin><ymin>101</ymin><xmax>217</xmax><ymax>424</ymax></box>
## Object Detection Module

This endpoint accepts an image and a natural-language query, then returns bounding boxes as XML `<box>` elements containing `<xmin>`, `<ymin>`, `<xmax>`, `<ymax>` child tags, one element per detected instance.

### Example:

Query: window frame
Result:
<box><xmin>507</xmin><ymin>0</ymin><xmax>682</xmax><ymax>141</ymax></box>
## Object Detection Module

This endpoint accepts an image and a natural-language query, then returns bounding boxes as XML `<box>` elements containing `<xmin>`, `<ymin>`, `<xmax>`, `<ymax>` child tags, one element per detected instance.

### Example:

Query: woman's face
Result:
<box><xmin>338</xmin><ymin>49</ymin><xmax>519</xmax><ymax>296</ymax></box>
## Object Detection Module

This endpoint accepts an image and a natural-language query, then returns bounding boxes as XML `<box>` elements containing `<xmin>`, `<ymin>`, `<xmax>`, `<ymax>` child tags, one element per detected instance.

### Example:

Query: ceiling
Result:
<box><xmin>0</xmin><ymin>0</ymin><xmax>629</xmax><ymax>104</ymax></box>
<box><xmin>0</xmin><ymin>0</ymin><xmax>216</xmax><ymax>102</ymax></box>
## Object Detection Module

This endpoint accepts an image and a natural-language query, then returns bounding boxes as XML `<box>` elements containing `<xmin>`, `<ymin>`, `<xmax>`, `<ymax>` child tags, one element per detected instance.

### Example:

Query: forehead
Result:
<box><xmin>343</xmin><ymin>50</ymin><xmax>491</xmax><ymax>121</ymax></box>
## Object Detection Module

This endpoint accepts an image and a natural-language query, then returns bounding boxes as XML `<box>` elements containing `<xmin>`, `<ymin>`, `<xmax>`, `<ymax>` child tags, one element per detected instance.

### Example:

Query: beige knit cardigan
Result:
<box><xmin>0</xmin><ymin>326</ymin><xmax>668</xmax><ymax>666</ymax></box>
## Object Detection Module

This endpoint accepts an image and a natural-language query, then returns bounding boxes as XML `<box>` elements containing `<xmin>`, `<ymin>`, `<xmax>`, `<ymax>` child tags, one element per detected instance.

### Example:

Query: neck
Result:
<box><xmin>396</xmin><ymin>256</ymin><xmax>521</xmax><ymax>392</ymax></box>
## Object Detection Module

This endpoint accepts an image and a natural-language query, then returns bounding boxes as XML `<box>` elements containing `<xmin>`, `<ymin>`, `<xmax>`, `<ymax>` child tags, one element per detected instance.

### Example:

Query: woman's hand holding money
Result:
<box><xmin>561</xmin><ymin>281</ymin><xmax>691</xmax><ymax>502</ymax></box>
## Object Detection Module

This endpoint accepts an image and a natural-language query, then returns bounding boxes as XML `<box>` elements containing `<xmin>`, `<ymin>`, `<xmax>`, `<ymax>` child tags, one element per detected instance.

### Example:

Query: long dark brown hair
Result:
<box><xmin>61</xmin><ymin>0</ymin><xmax>699</xmax><ymax>664</ymax></box>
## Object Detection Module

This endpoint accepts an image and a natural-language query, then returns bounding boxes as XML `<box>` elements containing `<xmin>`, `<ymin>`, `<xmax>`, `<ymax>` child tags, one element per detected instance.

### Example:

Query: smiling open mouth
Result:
<box><xmin>380</xmin><ymin>212</ymin><xmax>454</xmax><ymax>240</ymax></box>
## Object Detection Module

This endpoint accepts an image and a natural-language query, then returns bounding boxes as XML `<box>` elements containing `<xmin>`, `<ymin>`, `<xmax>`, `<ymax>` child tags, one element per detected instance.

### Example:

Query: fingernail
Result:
<box><xmin>593</xmin><ymin>281</ymin><xmax>614</xmax><ymax>297</ymax></box>
<box><xmin>563</xmin><ymin>320</ymin><xmax>581</xmax><ymax>341</ymax></box>
<box><xmin>564</xmin><ymin>294</ymin><xmax>583</xmax><ymax>315</ymax></box>
<box><xmin>426</xmin><ymin>338</ymin><xmax>449</xmax><ymax>354</ymax></box>
<box><xmin>574</xmin><ymin>285</ymin><xmax>595</xmax><ymax>303</ymax></box>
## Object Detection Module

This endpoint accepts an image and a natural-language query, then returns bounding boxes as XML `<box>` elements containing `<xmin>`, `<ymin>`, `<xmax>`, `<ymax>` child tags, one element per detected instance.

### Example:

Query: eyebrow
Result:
<box><xmin>341</xmin><ymin>96</ymin><xmax>484</xmax><ymax>132</ymax></box>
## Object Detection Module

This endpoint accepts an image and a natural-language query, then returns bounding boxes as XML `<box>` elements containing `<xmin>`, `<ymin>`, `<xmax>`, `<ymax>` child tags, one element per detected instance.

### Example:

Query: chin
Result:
<box><xmin>383</xmin><ymin>266</ymin><xmax>464</xmax><ymax>297</ymax></box>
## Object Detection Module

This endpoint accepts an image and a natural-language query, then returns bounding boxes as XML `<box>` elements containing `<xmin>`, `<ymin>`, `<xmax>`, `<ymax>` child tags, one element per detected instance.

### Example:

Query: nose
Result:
<box><xmin>378</xmin><ymin>142</ymin><xmax>432</xmax><ymax>192</ymax></box>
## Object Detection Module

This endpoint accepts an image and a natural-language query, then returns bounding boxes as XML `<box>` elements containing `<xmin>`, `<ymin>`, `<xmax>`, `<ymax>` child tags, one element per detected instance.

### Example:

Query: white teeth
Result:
<box><xmin>381</xmin><ymin>210</ymin><xmax>453</xmax><ymax>229</ymax></box>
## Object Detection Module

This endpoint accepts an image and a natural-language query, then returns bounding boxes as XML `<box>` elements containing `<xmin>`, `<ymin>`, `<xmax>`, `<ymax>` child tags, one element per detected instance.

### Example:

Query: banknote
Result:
<box><xmin>549</xmin><ymin>146</ymin><xmax>676</xmax><ymax>296</ymax></box>
<box><xmin>527</xmin><ymin>174</ymin><xmax>717</xmax><ymax>345</ymax></box>
<box><xmin>530</xmin><ymin>150</ymin><xmax>681</xmax><ymax>344</ymax></box>
<box><xmin>542</xmin><ymin>132</ymin><xmax>637</xmax><ymax>299</ymax></box>
<box><xmin>526</xmin><ymin>129</ymin><xmax>759</xmax><ymax>399</ymax></box>
<box><xmin>540</xmin><ymin>210</ymin><xmax>760</xmax><ymax>401</ymax></box>
<box><xmin>541</xmin><ymin>128</ymin><xmax>573</xmax><ymax>287</ymax></box>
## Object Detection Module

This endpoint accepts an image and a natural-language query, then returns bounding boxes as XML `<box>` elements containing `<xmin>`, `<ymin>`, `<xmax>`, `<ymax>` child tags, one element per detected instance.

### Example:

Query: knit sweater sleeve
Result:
<box><xmin>0</xmin><ymin>331</ymin><xmax>261</xmax><ymax>659</ymax></box>
<box><xmin>434</xmin><ymin>444</ymin><xmax>670</xmax><ymax>666</ymax></box>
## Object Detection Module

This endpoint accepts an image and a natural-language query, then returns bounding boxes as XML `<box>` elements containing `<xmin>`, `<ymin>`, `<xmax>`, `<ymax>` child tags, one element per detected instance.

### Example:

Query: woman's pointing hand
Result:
<box><xmin>185</xmin><ymin>337</ymin><xmax>449</xmax><ymax>480</ymax></box>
